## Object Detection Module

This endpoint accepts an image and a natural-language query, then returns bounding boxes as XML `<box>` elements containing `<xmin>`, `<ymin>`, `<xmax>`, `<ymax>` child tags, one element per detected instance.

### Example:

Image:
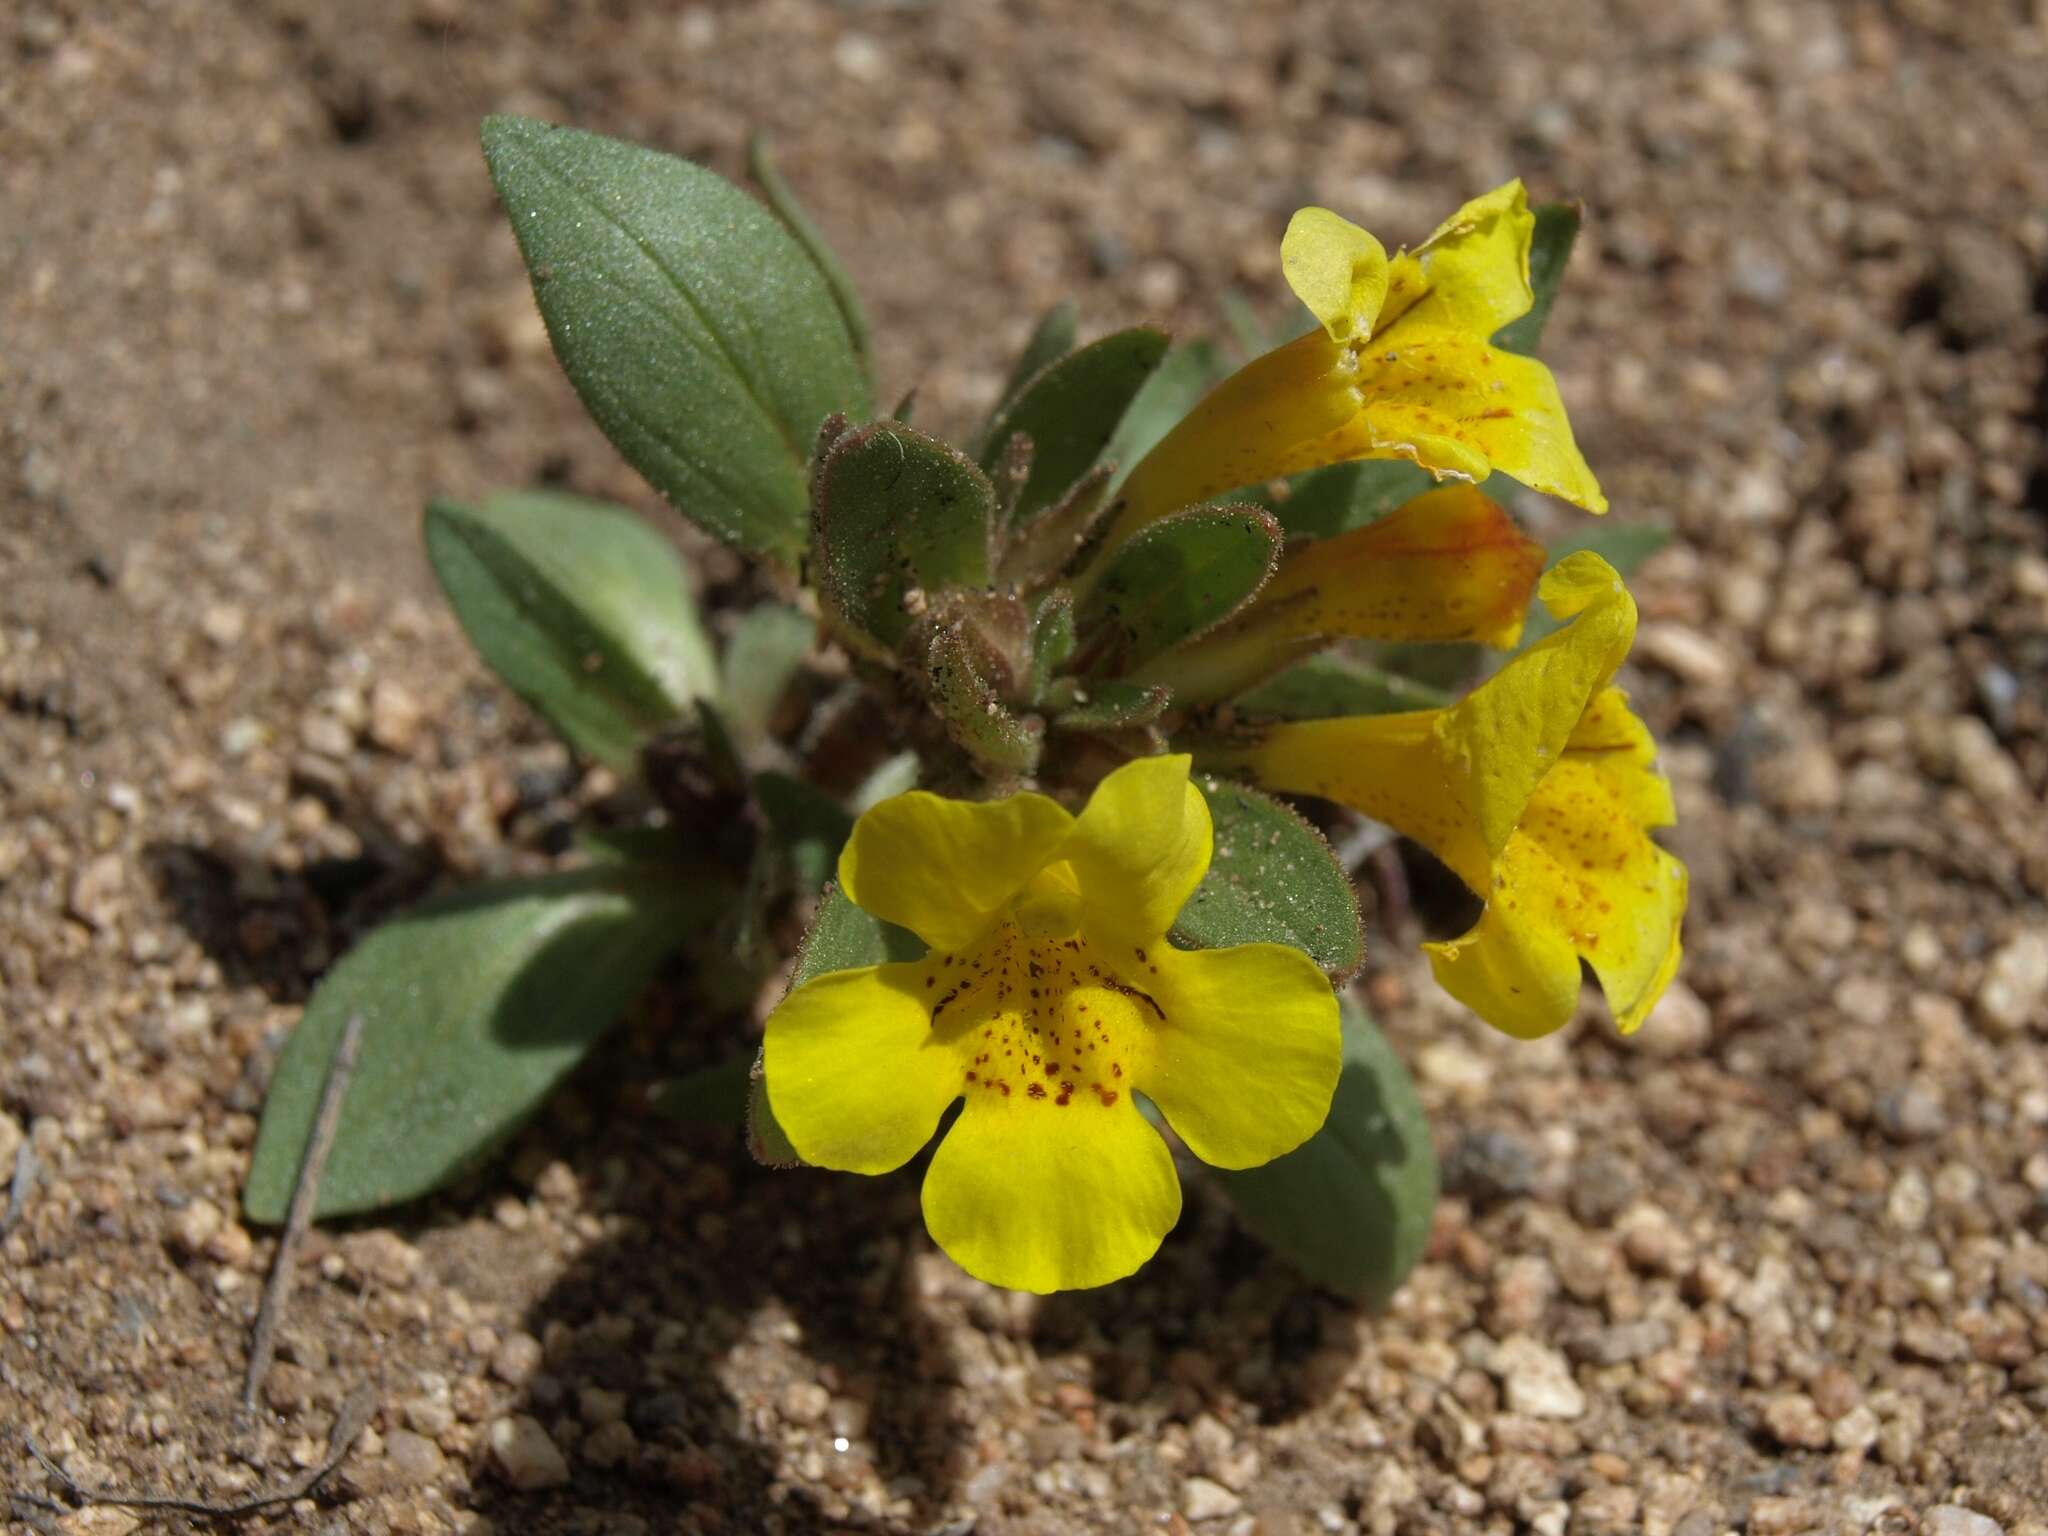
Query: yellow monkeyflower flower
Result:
<box><xmin>1209</xmin><ymin>553</ymin><xmax>1685</xmax><ymax>1040</ymax></box>
<box><xmin>1137</xmin><ymin>484</ymin><xmax>1547</xmax><ymax>703</ymax></box>
<box><xmin>1107</xmin><ymin>182</ymin><xmax>1606</xmax><ymax>552</ymax></box>
<box><xmin>762</xmin><ymin>755</ymin><xmax>1342</xmax><ymax>1293</ymax></box>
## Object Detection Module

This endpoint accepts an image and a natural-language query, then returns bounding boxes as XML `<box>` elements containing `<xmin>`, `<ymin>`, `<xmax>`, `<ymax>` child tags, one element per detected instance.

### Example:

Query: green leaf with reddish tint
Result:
<box><xmin>927</xmin><ymin>622</ymin><xmax>1041</xmax><ymax>775</ymax></box>
<box><xmin>482</xmin><ymin>115</ymin><xmax>870</xmax><ymax>566</ymax></box>
<box><xmin>813</xmin><ymin>421</ymin><xmax>996</xmax><ymax>652</ymax></box>
<box><xmin>1052</xmin><ymin>680</ymin><xmax>1171</xmax><ymax>733</ymax></box>
<box><xmin>1212</xmin><ymin>998</ymin><xmax>1437</xmax><ymax>1306</ymax></box>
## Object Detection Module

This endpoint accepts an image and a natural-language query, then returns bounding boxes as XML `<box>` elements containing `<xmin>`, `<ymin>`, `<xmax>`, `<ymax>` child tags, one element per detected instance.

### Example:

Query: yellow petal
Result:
<box><xmin>1063</xmin><ymin>754</ymin><xmax>1212</xmax><ymax>948</ymax></box>
<box><xmin>1437</xmin><ymin>551</ymin><xmax>1637</xmax><ymax>855</ymax></box>
<box><xmin>1107</xmin><ymin>327</ymin><xmax>1357</xmax><ymax>541</ymax></box>
<box><xmin>1253</xmin><ymin>485</ymin><xmax>1545</xmax><ymax>649</ymax></box>
<box><xmin>1214</xmin><ymin>709</ymin><xmax>1494</xmax><ymax>889</ymax></box>
<box><xmin>1215</xmin><ymin>551</ymin><xmax>1635</xmax><ymax>882</ymax></box>
<box><xmin>1137</xmin><ymin>943</ymin><xmax>1340</xmax><ymax>1169</ymax></box>
<box><xmin>1377</xmin><ymin>181</ymin><xmax>1535</xmax><ymax>338</ymax></box>
<box><xmin>1299</xmin><ymin>328</ymin><xmax>1607</xmax><ymax>514</ymax></box>
<box><xmin>920</xmin><ymin>1091</ymin><xmax>1182</xmax><ymax>1292</ymax></box>
<box><xmin>839</xmin><ymin>788</ymin><xmax>1074</xmax><ymax>952</ymax></box>
<box><xmin>1137</xmin><ymin>486</ymin><xmax>1545</xmax><ymax>704</ymax></box>
<box><xmin>1426</xmin><ymin>688</ymin><xmax>1687</xmax><ymax>1038</ymax></box>
<box><xmin>1282</xmin><ymin>207</ymin><xmax>1391</xmax><ymax>344</ymax></box>
<box><xmin>1209</xmin><ymin>554</ymin><xmax>1684</xmax><ymax>1038</ymax></box>
<box><xmin>762</xmin><ymin>962</ymin><xmax>963</xmax><ymax>1174</ymax></box>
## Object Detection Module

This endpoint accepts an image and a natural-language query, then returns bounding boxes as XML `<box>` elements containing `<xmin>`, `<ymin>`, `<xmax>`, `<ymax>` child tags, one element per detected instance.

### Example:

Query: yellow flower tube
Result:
<box><xmin>1208</xmin><ymin>553</ymin><xmax>1685</xmax><ymax>1039</ymax></box>
<box><xmin>1106</xmin><ymin>183</ymin><xmax>1606</xmax><ymax>554</ymax></box>
<box><xmin>1134</xmin><ymin>484</ymin><xmax>1547</xmax><ymax>703</ymax></box>
<box><xmin>761</xmin><ymin>756</ymin><xmax>1341</xmax><ymax>1293</ymax></box>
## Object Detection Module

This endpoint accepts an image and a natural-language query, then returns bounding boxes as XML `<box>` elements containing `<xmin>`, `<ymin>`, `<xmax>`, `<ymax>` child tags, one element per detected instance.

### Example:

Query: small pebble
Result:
<box><xmin>780</xmin><ymin>1380</ymin><xmax>831</xmax><ymax>1425</ymax></box>
<box><xmin>1491</xmin><ymin>1337</ymin><xmax>1585</xmax><ymax>1420</ymax></box>
<box><xmin>580</xmin><ymin>1419</ymin><xmax>637</xmax><ymax>1469</ymax></box>
<box><xmin>1977</xmin><ymin>931</ymin><xmax>2048</xmax><ymax>1037</ymax></box>
<box><xmin>488</xmin><ymin>1415</ymin><xmax>570</xmax><ymax>1490</ymax></box>
<box><xmin>1571</xmin><ymin>1484</ymin><xmax>1639</xmax><ymax>1535</ymax></box>
<box><xmin>368</xmin><ymin>678</ymin><xmax>425</xmax><ymax>754</ymax></box>
<box><xmin>1181</xmin><ymin>1476</ymin><xmax>1243</xmax><ymax>1522</ymax></box>
<box><xmin>385</xmin><ymin>1429</ymin><xmax>445</xmax><ymax>1487</ymax></box>
<box><xmin>1924</xmin><ymin>1509</ymin><xmax>2005</xmax><ymax>1536</ymax></box>
<box><xmin>1760</xmin><ymin>1393</ymin><xmax>1830</xmax><ymax>1450</ymax></box>
<box><xmin>490</xmin><ymin>1331</ymin><xmax>544</xmax><ymax>1387</ymax></box>
<box><xmin>578</xmin><ymin>1387</ymin><xmax>626</xmax><ymax>1426</ymax></box>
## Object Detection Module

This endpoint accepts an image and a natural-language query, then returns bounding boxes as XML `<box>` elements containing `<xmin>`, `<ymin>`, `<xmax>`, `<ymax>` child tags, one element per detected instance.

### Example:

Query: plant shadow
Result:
<box><xmin>456</xmin><ymin>1008</ymin><xmax>976</xmax><ymax>1535</ymax></box>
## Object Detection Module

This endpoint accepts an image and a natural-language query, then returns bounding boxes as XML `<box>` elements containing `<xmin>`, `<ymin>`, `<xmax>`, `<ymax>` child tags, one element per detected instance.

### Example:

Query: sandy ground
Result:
<box><xmin>4</xmin><ymin>1</ymin><xmax>2048</xmax><ymax>1532</ymax></box>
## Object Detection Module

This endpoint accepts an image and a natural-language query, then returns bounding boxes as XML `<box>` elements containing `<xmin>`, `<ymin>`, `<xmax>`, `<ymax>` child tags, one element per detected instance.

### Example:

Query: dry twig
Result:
<box><xmin>1</xmin><ymin>1137</ymin><xmax>38</xmax><ymax>1240</ymax></box>
<box><xmin>18</xmin><ymin>1385</ymin><xmax>375</xmax><ymax>1519</ymax></box>
<box><xmin>243</xmin><ymin>1011</ymin><xmax>366</xmax><ymax>1410</ymax></box>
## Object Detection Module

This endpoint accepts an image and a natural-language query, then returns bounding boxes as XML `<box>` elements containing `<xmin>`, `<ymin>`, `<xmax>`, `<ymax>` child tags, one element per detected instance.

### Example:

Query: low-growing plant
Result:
<box><xmin>246</xmin><ymin>117</ymin><xmax>1684</xmax><ymax>1299</ymax></box>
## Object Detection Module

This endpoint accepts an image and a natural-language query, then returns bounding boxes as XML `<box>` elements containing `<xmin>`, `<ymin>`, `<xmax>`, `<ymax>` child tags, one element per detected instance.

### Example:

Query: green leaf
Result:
<box><xmin>813</xmin><ymin>421</ymin><xmax>996</xmax><ymax>651</ymax></box>
<box><xmin>989</xmin><ymin>300</ymin><xmax>1078</xmax><ymax>425</ymax></box>
<box><xmin>1172</xmin><ymin>775</ymin><xmax>1363</xmax><ymax>978</ymax></box>
<box><xmin>1260</xmin><ymin>460</ymin><xmax>1436</xmax><ymax>541</ymax></box>
<box><xmin>1028</xmin><ymin>589</ymin><xmax>1077</xmax><ymax>702</ymax></box>
<box><xmin>244</xmin><ymin>866</ymin><xmax>710</xmax><ymax>1222</ymax></box>
<box><xmin>1220</xmin><ymin>290</ymin><xmax>1316</xmax><ymax>360</ymax></box>
<box><xmin>747</xmin><ymin>1061</ymin><xmax>802</xmax><ymax>1168</ymax></box>
<box><xmin>424</xmin><ymin>491</ymin><xmax>717</xmax><ymax>773</ymax></box>
<box><xmin>1211</xmin><ymin>998</ymin><xmax>1437</xmax><ymax>1306</ymax></box>
<box><xmin>996</xmin><ymin>465</ymin><xmax>1114</xmax><ymax>592</ymax></box>
<box><xmin>1076</xmin><ymin>506</ymin><xmax>1281</xmax><ymax>674</ymax></box>
<box><xmin>1546</xmin><ymin>521</ymin><xmax>1672</xmax><ymax>576</ymax></box>
<box><xmin>721</xmin><ymin>603</ymin><xmax>816</xmax><ymax>750</ymax></box>
<box><xmin>652</xmin><ymin>1056</ymin><xmax>748</xmax><ymax>1123</ymax></box>
<box><xmin>1517</xmin><ymin>523</ymin><xmax>1672</xmax><ymax>646</ymax></box>
<box><xmin>1493</xmin><ymin>201</ymin><xmax>1581</xmax><ymax>357</ymax></box>
<box><xmin>849</xmin><ymin>751</ymin><xmax>920</xmax><ymax>814</ymax></box>
<box><xmin>481</xmin><ymin>115</ymin><xmax>870</xmax><ymax>565</ymax></box>
<box><xmin>982</xmin><ymin>327</ymin><xmax>1170</xmax><ymax>524</ymax></box>
<box><xmin>746</xmin><ymin>134</ymin><xmax>872</xmax><ymax>387</ymax></box>
<box><xmin>1052</xmin><ymin>680</ymin><xmax>1171</xmax><ymax>732</ymax></box>
<box><xmin>1103</xmin><ymin>340</ymin><xmax>1227</xmax><ymax>494</ymax></box>
<box><xmin>755</xmin><ymin>771</ymin><xmax>853</xmax><ymax>892</ymax></box>
<box><xmin>927</xmin><ymin>621</ymin><xmax>1041</xmax><ymax>775</ymax></box>
<box><xmin>792</xmin><ymin>883</ymin><xmax>924</xmax><ymax>986</ymax></box>
<box><xmin>574</xmin><ymin>821</ymin><xmax>696</xmax><ymax>865</ymax></box>
<box><xmin>1370</xmin><ymin>640</ymin><xmax>1485</xmax><ymax>696</ymax></box>
<box><xmin>1234</xmin><ymin>652</ymin><xmax>1456</xmax><ymax>719</ymax></box>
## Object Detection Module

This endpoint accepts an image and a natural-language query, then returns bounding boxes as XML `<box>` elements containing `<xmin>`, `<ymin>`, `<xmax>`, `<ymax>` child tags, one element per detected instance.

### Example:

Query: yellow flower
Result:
<box><xmin>1208</xmin><ymin>553</ymin><xmax>1685</xmax><ymax>1040</ymax></box>
<box><xmin>1136</xmin><ymin>484</ymin><xmax>1547</xmax><ymax>703</ymax></box>
<box><xmin>1106</xmin><ymin>182</ymin><xmax>1606</xmax><ymax>553</ymax></box>
<box><xmin>762</xmin><ymin>755</ymin><xmax>1341</xmax><ymax>1293</ymax></box>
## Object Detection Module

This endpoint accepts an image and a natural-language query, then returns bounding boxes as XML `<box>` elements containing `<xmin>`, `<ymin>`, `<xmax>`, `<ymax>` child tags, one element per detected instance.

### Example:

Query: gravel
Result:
<box><xmin>4</xmin><ymin>1</ymin><xmax>2047</xmax><ymax>1532</ymax></box>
